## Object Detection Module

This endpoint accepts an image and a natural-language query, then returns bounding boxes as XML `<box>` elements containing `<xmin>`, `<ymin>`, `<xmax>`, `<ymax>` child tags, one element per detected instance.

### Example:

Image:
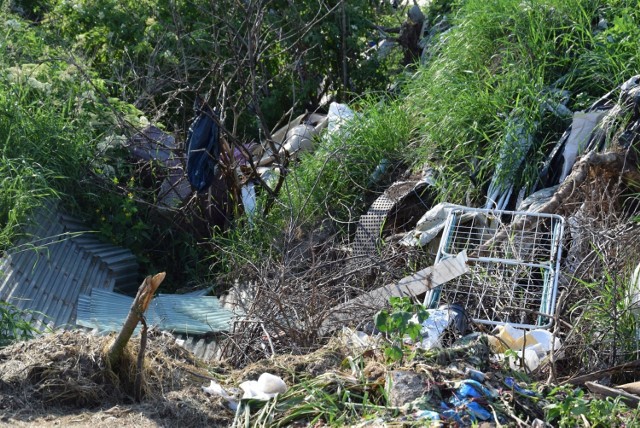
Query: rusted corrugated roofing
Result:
<box><xmin>0</xmin><ymin>201</ymin><xmax>139</xmax><ymax>330</ymax></box>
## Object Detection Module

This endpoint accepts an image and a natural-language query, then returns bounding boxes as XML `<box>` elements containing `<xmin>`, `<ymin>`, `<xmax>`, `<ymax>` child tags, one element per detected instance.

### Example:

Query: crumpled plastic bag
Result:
<box><xmin>240</xmin><ymin>372</ymin><xmax>288</xmax><ymax>401</ymax></box>
<box><xmin>202</xmin><ymin>380</ymin><xmax>238</xmax><ymax>411</ymax></box>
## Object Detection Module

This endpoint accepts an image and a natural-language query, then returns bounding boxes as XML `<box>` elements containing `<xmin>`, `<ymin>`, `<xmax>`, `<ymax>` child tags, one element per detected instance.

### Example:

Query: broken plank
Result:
<box><xmin>585</xmin><ymin>382</ymin><xmax>640</xmax><ymax>408</ymax></box>
<box><xmin>320</xmin><ymin>252</ymin><xmax>468</xmax><ymax>335</ymax></box>
<box><xmin>565</xmin><ymin>360</ymin><xmax>640</xmax><ymax>386</ymax></box>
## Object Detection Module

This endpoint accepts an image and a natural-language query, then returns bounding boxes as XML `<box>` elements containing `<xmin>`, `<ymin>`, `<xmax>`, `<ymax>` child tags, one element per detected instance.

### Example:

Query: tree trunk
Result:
<box><xmin>106</xmin><ymin>272</ymin><xmax>165</xmax><ymax>369</ymax></box>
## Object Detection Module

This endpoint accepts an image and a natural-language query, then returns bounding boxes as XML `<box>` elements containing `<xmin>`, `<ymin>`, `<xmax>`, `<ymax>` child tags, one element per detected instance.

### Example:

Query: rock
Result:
<box><xmin>385</xmin><ymin>370</ymin><xmax>428</xmax><ymax>407</ymax></box>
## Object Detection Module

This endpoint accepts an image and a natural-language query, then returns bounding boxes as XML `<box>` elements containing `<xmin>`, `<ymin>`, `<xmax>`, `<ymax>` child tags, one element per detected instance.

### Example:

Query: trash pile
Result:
<box><xmin>197</xmin><ymin>322</ymin><xmax>556</xmax><ymax>427</ymax></box>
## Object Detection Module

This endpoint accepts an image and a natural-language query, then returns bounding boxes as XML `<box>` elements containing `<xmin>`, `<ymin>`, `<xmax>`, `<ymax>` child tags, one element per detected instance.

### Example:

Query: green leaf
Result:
<box><xmin>374</xmin><ymin>310</ymin><xmax>389</xmax><ymax>332</ymax></box>
<box><xmin>416</xmin><ymin>307</ymin><xmax>429</xmax><ymax>324</ymax></box>
<box><xmin>389</xmin><ymin>311</ymin><xmax>412</xmax><ymax>332</ymax></box>
<box><xmin>405</xmin><ymin>322</ymin><xmax>422</xmax><ymax>342</ymax></box>
<box><xmin>384</xmin><ymin>345</ymin><xmax>403</xmax><ymax>362</ymax></box>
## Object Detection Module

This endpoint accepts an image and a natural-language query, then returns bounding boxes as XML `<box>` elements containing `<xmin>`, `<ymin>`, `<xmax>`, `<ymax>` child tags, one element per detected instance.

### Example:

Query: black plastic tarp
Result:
<box><xmin>186</xmin><ymin>102</ymin><xmax>220</xmax><ymax>192</ymax></box>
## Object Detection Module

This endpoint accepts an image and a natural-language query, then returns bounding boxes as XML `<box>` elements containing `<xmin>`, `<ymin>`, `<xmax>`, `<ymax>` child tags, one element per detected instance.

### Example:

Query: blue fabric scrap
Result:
<box><xmin>466</xmin><ymin>401</ymin><xmax>492</xmax><ymax>421</ymax></box>
<box><xmin>504</xmin><ymin>377</ymin><xmax>537</xmax><ymax>396</ymax></box>
<box><xmin>414</xmin><ymin>410</ymin><xmax>441</xmax><ymax>421</ymax></box>
<box><xmin>457</xmin><ymin>379</ymin><xmax>498</xmax><ymax>399</ymax></box>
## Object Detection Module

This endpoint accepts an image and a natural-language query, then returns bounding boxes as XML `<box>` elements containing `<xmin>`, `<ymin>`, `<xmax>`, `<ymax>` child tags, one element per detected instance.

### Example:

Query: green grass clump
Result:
<box><xmin>282</xmin><ymin>97</ymin><xmax>413</xmax><ymax>224</ymax></box>
<box><xmin>0</xmin><ymin>13</ymin><xmax>151</xmax><ymax>258</ymax></box>
<box><xmin>403</xmin><ymin>0</ymin><xmax>640</xmax><ymax>204</ymax></box>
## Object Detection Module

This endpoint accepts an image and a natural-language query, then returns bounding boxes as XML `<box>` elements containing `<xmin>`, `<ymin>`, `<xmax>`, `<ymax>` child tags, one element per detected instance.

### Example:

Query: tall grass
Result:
<box><xmin>281</xmin><ymin>97</ymin><xmax>413</xmax><ymax>225</ymax></box>
<box><xmin>403</xmin><ymin>0</ymin><xmax>639</xmax><ymax>204</ymax></box>
<box><xmin>0</xmin><ymin>13</ymin><xmax>133</xmax><ymax>252</ymax></box>
<box><xmin>0</xmin><ymin>158</ymin><xmax>58</xmax><ymax>248</ymax></box>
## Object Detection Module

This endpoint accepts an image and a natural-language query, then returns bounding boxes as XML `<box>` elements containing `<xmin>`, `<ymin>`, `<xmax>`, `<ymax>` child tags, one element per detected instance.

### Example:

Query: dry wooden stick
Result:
<box><xmin>134</xmin><ymin>317</ymin><xmax>148</xmax><ymax>402</ymax></box>
<box><xmin>565</xmin><ymin>359</ymin><xmax>640</xmax><ymax>385</ymax></box>
<box><xmin>107</xmin><ymin>272</ymin><xmax>165</xmax><ymax>369</ymax></box>
<box><xmin>585</xmin><ymin>382</ymin><xmax>640</xmax><ymax>408</ymax></box>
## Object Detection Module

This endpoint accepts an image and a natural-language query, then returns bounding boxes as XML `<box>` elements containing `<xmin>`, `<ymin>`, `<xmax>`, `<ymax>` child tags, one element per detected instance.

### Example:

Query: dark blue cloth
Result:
<box><xmin>186</xmin><ymin>103</ymin><xmax>220</xmax><ymax>192</ymax></box>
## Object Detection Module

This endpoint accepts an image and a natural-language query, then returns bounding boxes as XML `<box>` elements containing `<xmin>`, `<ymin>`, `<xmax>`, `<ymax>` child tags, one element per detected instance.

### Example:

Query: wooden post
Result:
<box><xmin>106</xmin><ymin>272</ymin><xmax>165</xmax><ymax>369</ymax></box>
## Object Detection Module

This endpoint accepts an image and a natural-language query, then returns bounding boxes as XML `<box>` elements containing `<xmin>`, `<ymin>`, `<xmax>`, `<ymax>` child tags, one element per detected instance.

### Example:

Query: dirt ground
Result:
<box><xmin>0</xmin><ymin>330</ymin><xmax>236</xmax><ymax>428</ymax></box>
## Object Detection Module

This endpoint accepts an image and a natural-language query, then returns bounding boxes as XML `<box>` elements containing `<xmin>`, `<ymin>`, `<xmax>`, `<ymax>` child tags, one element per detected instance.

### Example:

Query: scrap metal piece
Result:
<box><xmin>425</xmin><ymin>206</ymin><xmax>564</xmax><ymax>329</ymax></box>
<box><xmin>352</xmin><ymin>180</ymin><xmax>431</xmax><ymax>266</ymax></box>
<box><xmin>76</xmin><ymin>289</ymin><xmax>233</xmax><ymax>335</ymax></box>
<box><xmin>0</xmin><ymin>201</ymin><xmax>139</xmax><ymax>330</ymax></box>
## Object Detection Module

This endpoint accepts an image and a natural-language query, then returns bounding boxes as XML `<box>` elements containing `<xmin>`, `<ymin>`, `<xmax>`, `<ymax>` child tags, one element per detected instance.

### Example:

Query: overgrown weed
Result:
<box><xmin>403</xmin><ymin>0</ymin><xmax>639</xmax><ymax>205</ymax></box>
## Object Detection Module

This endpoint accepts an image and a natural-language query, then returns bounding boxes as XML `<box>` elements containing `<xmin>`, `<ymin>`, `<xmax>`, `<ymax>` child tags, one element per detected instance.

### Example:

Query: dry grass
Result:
<box><xmin>549</xmin><ymin>174</ymin><xmax>640</xmax><ymax>381</ymax></box>
<box><xmin>0</xmin><ymin>330</ymin><xmax>234</xmax><ymax>427</ymax></box>
<box><xmin>217</xmin><ymin>230</ymin><xmax>428</xmax><ymax>368</ymax></box>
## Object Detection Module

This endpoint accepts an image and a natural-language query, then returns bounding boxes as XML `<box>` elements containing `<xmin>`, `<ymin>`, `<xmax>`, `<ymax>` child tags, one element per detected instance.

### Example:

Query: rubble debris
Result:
<box><xmin>340</xmin><ymin>327</ymin><xmax>380</xmax><ymax>353</ymax></box>
<box><xmin>128</xmin><ymin>125</ymin><xmax>191</xmax><ymax>208</ymax></box>
<box><xmin>386</xmin><ymin>370</ymin><xmax>429</xmax><ymax>407</ymax></box>
<box><xmin>411</xmin><ymin>304</ymin><xmax>467</xmax><ymax>350</ymax></box>
<box><xmin>255</xmin><ymin>112</ymin><xmax>327</xmax><ymax>167</ymax></box>
<box><xmin>202</xmin><ymin>380</ymin><xmax>238</xmax><ymax>410</ymax></box>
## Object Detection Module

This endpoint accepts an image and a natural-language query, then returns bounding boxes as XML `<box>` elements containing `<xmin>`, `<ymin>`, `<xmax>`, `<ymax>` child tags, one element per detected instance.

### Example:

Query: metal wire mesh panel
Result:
<box><xmin>351</xmin><ymin>181</ymin><xmax>427</xmax><ymax>268</ymax></box>
<box><xmin>426</xmin><ymin>206</ymin><xmax>564</xmax><ymax>329</ymax></box>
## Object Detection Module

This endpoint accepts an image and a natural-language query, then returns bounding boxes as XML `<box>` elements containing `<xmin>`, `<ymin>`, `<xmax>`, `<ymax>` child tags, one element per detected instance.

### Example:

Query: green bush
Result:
<box><xmin>41</xmin><ymin>0</ymin><xmax>396</xmax><ymax>134</ymax></box>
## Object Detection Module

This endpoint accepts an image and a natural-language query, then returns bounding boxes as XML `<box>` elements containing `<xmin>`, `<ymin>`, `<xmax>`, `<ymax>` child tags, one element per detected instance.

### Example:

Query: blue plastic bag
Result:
<box><xmin>186</xmin><ymin>102</ymin><xmax>220</xmax><ymax>192</ymax></box>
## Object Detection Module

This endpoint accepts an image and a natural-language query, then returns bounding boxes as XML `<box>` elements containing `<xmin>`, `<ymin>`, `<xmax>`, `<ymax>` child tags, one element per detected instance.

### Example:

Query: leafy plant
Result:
<box><xmin>374</xmin><ymin>296</ymin><xmax>429</xmax><ymax>363</ymax></box>
<box><xmin>544</xmin><ymin>385</ymin><xmax>640</xmax><ymax>427</ymax></box>
<box><xmin>0</xmin><ymin>301</ymin><xmax>41</xmax><ymax>347</ymax></box>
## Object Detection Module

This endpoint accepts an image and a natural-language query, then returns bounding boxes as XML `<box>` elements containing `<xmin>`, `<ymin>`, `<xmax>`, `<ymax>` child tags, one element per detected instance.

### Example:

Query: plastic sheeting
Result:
<box><xmin>186</xmin><ymin>103</ymin><xmax>220</xmax><ymax>192</ymax></box>
<box><xmin>558</xmin><ymin>111</ymin><xmax>607</xmax><ymax>182</ymax></box>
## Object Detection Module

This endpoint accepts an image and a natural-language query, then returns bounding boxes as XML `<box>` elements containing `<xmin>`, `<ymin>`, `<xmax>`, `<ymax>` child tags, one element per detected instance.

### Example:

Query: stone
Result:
<box><xmin>386</xmin><ymin>370</ymin><xmax>428</xmax><ymax>407</ymax></box>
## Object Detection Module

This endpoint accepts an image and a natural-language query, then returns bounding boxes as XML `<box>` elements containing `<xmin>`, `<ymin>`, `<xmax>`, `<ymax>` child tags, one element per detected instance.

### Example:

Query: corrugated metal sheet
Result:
<box><xmin>176</xmin><ymin>334</ymin><xmax>224</xmax><ymax>361</ymax></box>
<box><xmin>76</xmin><ymin>289</ymin><xmax>233</xmax><ymax>335</ymax></box>
<box><xmin>0</xmin><ymin>201</ymin><xmax>139</xmax><ymax>330</ymax></box>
